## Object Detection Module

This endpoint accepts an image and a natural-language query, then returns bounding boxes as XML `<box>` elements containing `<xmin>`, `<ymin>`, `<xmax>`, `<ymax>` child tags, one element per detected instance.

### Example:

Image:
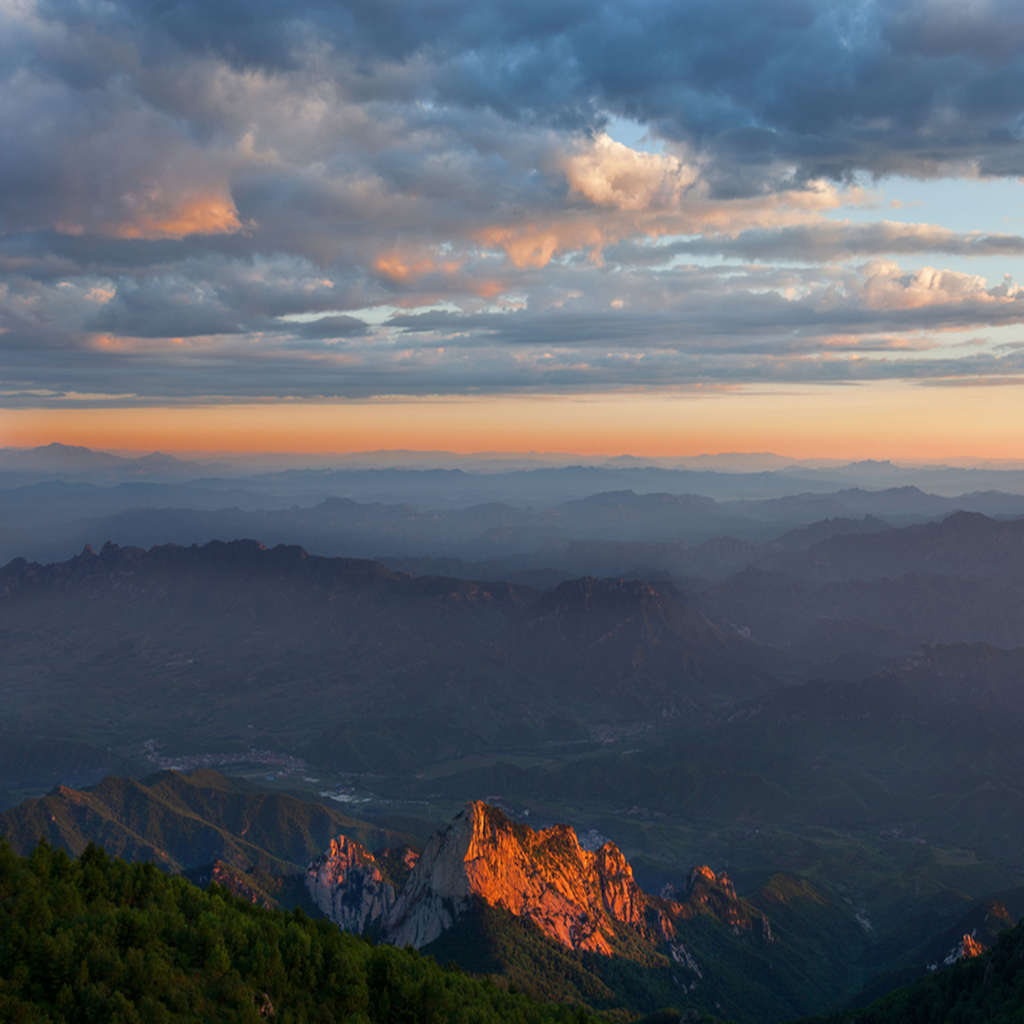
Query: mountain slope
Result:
<box><xmin>0</xmin><ymin>769</ymin><xmax>412</xmax><ymax>907</ymax></box>
<box><xmin>810</xmin><ymin>913</ymin><xmax>1024</xmax><ymax>1024</ymax></box>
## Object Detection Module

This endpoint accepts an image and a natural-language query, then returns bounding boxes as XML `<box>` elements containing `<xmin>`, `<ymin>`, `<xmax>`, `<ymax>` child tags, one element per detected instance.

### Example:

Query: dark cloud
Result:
<box><xmin>24</xmin><ymin>0</ymin><xmax>1024</xmax><ymax>185</ymax></box>
<box><xmin>289</xmin><ymin>315</ymin><xmax>370</xmax><ymax>339</ymax></box>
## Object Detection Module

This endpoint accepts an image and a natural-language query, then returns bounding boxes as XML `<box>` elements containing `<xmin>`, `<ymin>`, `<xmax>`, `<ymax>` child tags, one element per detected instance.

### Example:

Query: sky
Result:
<box><xmin>2</xmin><ymin>0</ymin><xmax>1024</xmax><ymax>457</ymax></box>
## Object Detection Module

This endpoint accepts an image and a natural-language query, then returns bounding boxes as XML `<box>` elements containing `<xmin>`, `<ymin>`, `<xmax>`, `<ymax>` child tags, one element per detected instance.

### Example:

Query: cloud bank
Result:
<box><xmin>3</xmin><ymin>0</ymin><xmax>1024</xmax><ymax>406</ymax></box>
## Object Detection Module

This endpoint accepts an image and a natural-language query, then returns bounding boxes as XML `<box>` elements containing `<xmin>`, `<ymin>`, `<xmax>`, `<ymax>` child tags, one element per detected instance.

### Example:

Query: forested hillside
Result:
<box><xmin>811</xmin><ymin>918</ymin><xmax>1024</xmax><ymax>1023</ymax></box>
<box><xmin>0</xmin><ymin>841</ymin><xmax>600</xmax><ymax>1023</ymax></box>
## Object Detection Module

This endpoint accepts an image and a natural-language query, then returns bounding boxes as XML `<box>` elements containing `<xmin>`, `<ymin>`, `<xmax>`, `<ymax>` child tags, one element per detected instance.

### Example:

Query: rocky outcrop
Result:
<box><xmin>679</xmin><ymin>864</ymin><xmax>755</xmax><ymax>931</ymax></box>
<box><xmin>305</xmin><ymin>835</ymin><xmax>397</xmax><ymax>934</ymax></box>
<box><xmin>927</xmin><ymin>900</ymin><xmax>1012</xmax><ymax>972</ymax></box>
<box><xmin>309</xmin><ymin>801</ymin><xmax>770</xmax><ymax>961</ymax></box>
<box><xmin>943</xmin><ymin>931</ymin><xmax>986</xmax><ymax>967</ymax></box>
<box><xmin>385</xmin><ymin>801</ymin><xmax>666</xmax><ymax>953</ymax></box>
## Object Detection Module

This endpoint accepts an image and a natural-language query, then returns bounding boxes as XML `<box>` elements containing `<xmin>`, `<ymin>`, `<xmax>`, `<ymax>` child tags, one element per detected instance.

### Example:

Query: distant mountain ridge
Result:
<box><xmin>0</xmin><ymin>539</ymin><xmax>776</xmax><ymax>785</ymax></box>
<box><xmin>0</xmin><ymin>442</ymin><xmax>214</xmax><ymax>480</ymax></box>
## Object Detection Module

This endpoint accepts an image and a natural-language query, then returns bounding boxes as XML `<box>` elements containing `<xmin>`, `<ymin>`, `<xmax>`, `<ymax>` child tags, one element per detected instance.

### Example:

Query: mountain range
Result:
<box><xmin>9</xmin><ymin>476</ymin><xmax>1024</xmax><ymax>570</ymax></box>
<box><xmin>6</xmin><ymin>446</ymin><xmax>1024</xmax><ymax>1019</ymax></box>
<box><xmin>2</xmin><ymin>773</ymin><xmax>1016</xmax><ymax>1022</ymax></box>
<box><xmin>0</xmin><ymin>538</ymin><xmax>777</xmax><ymax>799</ymax></box>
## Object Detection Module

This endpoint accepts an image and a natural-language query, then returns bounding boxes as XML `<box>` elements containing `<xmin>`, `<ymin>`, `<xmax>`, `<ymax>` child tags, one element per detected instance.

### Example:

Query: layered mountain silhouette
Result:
<box><xmin>0</xmin><ymin>539</ymin><xmax>775</xmax><ymax>788</ymax></box>
<box><xmin>5</xmin><ymin>505</ymin><xmax>1024</xmax><ymax>1018</ymax></box>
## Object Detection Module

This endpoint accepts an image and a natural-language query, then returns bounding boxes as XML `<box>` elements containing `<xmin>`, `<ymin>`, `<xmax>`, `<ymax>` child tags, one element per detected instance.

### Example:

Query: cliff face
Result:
<box><xmin>305</xmin><ymin>835</ymin><xmax>398</xmax><ymax>934</ymax></box>
<box><xmin>308</xmin><ymin>801</ymin><xmax>767</xmax><ymax>959</ymax></box>
<box><xmin>385</xmin><ymin>801</ymin><xmax>661</xmax><ymax>953</ymax></box>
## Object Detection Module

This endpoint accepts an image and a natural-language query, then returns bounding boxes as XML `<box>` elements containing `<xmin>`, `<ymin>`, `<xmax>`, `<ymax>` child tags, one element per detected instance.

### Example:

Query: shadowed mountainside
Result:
<box><xmin>0</xmin><ymin>769</ymin><xmax>413</xmax><ymax>909</ymax></box>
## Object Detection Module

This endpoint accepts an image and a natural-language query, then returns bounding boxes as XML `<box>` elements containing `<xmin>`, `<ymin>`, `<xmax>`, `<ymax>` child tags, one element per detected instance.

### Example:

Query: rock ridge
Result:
<box><xmin>306</xmin><ymin>800</ymin><xmax>771</xmax><ymax>959</ymax></box>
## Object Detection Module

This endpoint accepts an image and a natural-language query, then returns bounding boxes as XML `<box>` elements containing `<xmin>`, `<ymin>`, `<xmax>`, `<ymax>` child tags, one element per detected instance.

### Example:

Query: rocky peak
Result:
<box><xmin>676</xmin><ymin>864</ymin><xmax>755</xmax><ymax>932</ymax></box>
<box><xmin>305</xmin><ymin>834</ymin><xmax>397</xmax><ymax>935</ymax></box>
<box><xmin>309</xmin><ymin>803</ymin><xmax>772</xmax><ymax>962</ymax></box>
<box><xmin>940</xmin><ymin>931</ymin><xmax>987</xmax><ymax>968</ymax></box>
<box><xmin>384</xmin><ymin>800</ymin><xmax>657</xmax><ymax>953</ymax></box>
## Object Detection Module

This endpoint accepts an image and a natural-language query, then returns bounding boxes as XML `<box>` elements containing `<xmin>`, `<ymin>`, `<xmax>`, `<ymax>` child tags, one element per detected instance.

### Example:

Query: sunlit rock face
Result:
<box><xmin>305</xmin><ymin>835</ymin><xmax>397</xmax><ymax>934</ymax></box>
<box><xmin>944</xmin><ymin>932</ymin><xmax>986</xmax><ymax>966</ymax></box>
<box><xmin>385</xmin><ymin>801</ymin><xmax>662</xmax><ymax>953</ymax></box>
<box><xmin>309</xmin><ymin>801</ymin><xmax>769</xmax><ymax>957</ymax></box>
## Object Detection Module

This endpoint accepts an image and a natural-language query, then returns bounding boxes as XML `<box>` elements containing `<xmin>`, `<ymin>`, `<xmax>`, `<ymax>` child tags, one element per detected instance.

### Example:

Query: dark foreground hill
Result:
<box><xmin>0</xmin><ymin>840</ymin><xmax>604</xmax><ymax>1024</ymax></box>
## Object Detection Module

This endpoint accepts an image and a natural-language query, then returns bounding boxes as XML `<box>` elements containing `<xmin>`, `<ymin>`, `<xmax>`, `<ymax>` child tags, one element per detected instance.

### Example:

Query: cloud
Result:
<box><xmin>563</xmin><ymin>133</ymin><xmax>700</xmax><ymax>211</ymax></box>
<box><xmin>607</xmin><ymin>222</ymin><xmax>1024</xmax><ymax>264</ymax></box>
<box><xmin>859</xmin><ymin>260</ymin><xmax>1024</xmax><ymax>311</ymax></box>
<box><xmin>108</xmin><ymin>193</ymin><xmax>243</xmax><ymax>241</ymax></box>
<box><xmin>287</xmin><ymin>315</ymin><xmax>371</xmax><ymax>340</ymax></box>
<box><xmin>6</xmin><ymin>0</ymin><xmax>1024</xmax><ymax>409</ymax></box>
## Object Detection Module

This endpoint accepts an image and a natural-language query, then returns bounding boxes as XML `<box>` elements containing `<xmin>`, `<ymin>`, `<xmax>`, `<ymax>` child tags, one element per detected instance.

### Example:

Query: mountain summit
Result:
<box><xmin>307</xmin><ymin>801</ymin><xmax>766</xmax><ymax>958</ymax></box>
<box><xmin>383</xmin><ymin>800</ymin><xmax>664</xmax><ymax>953</ymax></box>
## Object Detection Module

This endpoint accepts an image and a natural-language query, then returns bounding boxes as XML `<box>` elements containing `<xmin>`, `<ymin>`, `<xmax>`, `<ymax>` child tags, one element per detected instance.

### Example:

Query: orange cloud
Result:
<box><xmin>473</xmin><ymin>279</ymin><xmax>506</xmax><ymax>299</ymax></box>
<box><xmin>476</xmin><ymin>178</ymin><xmax>850</xmax><ymax>268</ymax></box>
<box><xmin>90</xmin><ymin>334</ymin><xmax>188</xmax><ymax>352</ymax></box>
<box><xmin>110</xmin><ymin>193</ymin><xmax>242</xmax><ymax>240</ymax></box>
<box><xmin>374</xmin><ymin>250</ymin><xmax>463</xmax><ymax>282</ymax></box>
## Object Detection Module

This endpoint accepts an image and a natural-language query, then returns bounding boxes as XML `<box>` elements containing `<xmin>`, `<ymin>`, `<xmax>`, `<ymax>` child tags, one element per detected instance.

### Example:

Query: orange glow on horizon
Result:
<box><xmin>1</xmin><ymin>383</ymin><xmax>1023</xmax><ymax>461</ymax></box>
